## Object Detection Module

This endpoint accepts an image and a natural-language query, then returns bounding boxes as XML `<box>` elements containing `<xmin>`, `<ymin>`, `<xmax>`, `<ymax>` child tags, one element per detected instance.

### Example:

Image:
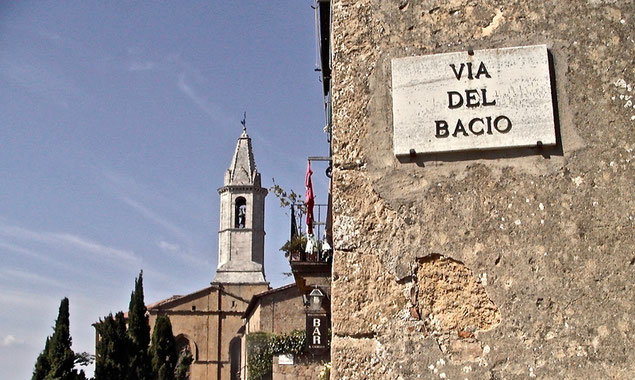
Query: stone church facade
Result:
<box><xmin>148</xmin><ymin>129</ymin><xmax>270</xmax><ymax>380</ymax></box>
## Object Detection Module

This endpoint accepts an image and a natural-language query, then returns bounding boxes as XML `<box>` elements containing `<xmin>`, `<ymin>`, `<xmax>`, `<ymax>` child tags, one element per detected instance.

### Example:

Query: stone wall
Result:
<box><xmin>257</xmin><ymin>286</ymin><xmax>307</xmax><ymax>334</ymax></box>
<box><xmin>272</xmin><ymin>353</ymin><xmax>329</xmax><ymax>380</ymax></box>
<box><xmin>329</xmin><ymin>0</ymin><xmax>634</xmax><ymax>379</ymax></box>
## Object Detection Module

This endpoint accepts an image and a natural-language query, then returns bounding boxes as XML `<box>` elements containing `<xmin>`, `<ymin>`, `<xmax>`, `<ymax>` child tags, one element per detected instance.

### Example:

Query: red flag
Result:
<box><xmin>305</xmin><ymin>161</ymin><xmax>315</xmax><ymax>235</ymax></box>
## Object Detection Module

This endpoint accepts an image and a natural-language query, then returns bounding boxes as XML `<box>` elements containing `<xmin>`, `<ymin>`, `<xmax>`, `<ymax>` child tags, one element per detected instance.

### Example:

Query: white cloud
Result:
<box><xmin>0</xmin><ymin>240</ymin><xmax>52</xmax><ymax>262</ymax></box>
<box><xmin>176</xmin><ymin>71</ymin><xmax>230</xmax><ymax>125</ymax></box>
<box><xmin>0</xmin><ymin>289</ymin><xmax>58</xmax><ymax>311</ymax></box>
<box><xmin>0</xmin><ymin>269</ymin><xmax>66</xmax><ymax>289</ymax></box>
<box><xmin>97</xmin><ymin>169</ymin><xmax>210</xmax><ymax>269</ymax></box>
<box><xmin>157</xmin><ymin>240</ymin><xmax>209</xmax><ymax>269</ymax></box>
<box><xmin>56</xmin><ymin>232</ymin><xmax>138</xmax><ymax>264</ymax></box>
<box><xmin>0</xmin><ymin>223</ymin><xmax>140</xmax><ymax>267</ymax></box>
<box><xmin>0</xmin><ymin>55</ymin><xmax>80</xmax><ymax>108</ymax></box>
<box><xmin>158</xmin><ymin>240</ymin><xmax>180</xmax><ymax>253</ymax></box>
<box><xmin>99</xmin><ymin>171</ymin><xmax>191</xmax><ymax>242</ymax></box>
<box><xmin>2</xmin><ymin>335</ymin><xmax>19</xmax><ymax>347</ymax></box>
<box><xmin>121</xmin><ymin>196</ymin><xmax>190</xmax><ymax>242</ymax></box>
<box><xmin>128</xmin><ymin>61</ymin><xmax>156</xmax><ymax>71</ymax></box>
<box><xmin>37</xmin><ymin>30</ymin><xmax>61</xmax><ymax>41</ymax></box>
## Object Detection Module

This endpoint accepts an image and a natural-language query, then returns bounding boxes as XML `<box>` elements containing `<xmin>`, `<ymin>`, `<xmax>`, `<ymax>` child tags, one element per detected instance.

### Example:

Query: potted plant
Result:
<box><xmin>280</xmin><ymin>235</ymin><xmax>306</xmax><ymax>262</ymax></box>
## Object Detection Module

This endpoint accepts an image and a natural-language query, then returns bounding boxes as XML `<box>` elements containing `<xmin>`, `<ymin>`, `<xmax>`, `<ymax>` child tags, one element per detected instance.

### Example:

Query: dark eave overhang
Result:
<box><xmin>316</xmin><ymin>0</ymin><xmax>331</xmax><ymax>98</ymax></box>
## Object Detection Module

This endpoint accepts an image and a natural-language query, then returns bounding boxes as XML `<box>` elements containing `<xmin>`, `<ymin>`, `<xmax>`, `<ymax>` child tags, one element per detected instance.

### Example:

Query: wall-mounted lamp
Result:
<box><xmin>308</xmin><ymin>288</ymin><xmax>325</xmax><ymax>312</ymax></box>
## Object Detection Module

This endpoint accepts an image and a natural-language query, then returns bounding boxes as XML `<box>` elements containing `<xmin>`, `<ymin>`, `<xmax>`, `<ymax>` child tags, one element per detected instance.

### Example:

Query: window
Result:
<box><xmin>235</xmin><ymin>197</ymin><xmax>246</xmax><ymax>228</ymax></box>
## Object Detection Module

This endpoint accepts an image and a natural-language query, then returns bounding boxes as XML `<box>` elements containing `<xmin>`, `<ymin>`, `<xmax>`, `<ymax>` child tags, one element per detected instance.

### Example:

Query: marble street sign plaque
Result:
<box><xmin>391</xmin><ymin>45</ymin><xmax>556</xmax><ymax>156</ymax></box>
<box><xmin>277</xmin><ymin>354</ymin><xmax>294</xmax><ymax>365</ymax></box>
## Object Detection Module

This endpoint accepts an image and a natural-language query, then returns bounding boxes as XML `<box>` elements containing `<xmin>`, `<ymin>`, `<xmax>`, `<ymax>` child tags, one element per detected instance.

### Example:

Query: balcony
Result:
<box><xmin>283</xmin><ymin>200</ymin><xmax>332</xmax><ymax>295</ymax></box>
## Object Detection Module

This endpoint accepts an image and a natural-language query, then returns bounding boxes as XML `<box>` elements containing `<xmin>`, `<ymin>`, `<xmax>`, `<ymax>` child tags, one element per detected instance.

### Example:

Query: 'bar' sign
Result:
<box><xmin>306</xmin><ymin>313</ymin><xmax>328</xmax><ymax>354</ymax></box>
<box><xmin>391</xmin><ymin>45</ymin><xmax>556</xmax><ymax>156</ymax></box>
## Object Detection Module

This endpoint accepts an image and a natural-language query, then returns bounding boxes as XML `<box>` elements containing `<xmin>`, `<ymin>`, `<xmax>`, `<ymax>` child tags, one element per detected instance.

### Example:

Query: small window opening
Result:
<box><xmin>235</xmin><ymin>197</ymin><xmax>247</xmax><ymax>228</ymax></box>
<box><xmin>191</xmin><ymin>305</ymin><xmax>196</xmax><ymax>311</ymax></box>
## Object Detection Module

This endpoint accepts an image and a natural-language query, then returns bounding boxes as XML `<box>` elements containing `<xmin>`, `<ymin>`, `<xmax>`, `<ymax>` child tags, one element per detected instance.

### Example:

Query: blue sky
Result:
<box><xmin>0</xmin><ymin>1</ymin><xmax>329</xmax><ymax>378</ymax></box>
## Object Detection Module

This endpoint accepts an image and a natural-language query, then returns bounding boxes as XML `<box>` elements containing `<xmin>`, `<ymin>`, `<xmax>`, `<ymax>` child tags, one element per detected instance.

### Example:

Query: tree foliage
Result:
<box><xmin>174</xmin><ymin>349</ymin><xmax>193</xmax><ymax>380</ymax></box>
<box><xmin>32</xmin><ymin>298</ymin><xmax>87</xmax><ymax>380</ymax></box>
<box><xmin>95</xmin><ymin>312</ymin><xmax>129</xmax><ymax>380</ymax></box>
<box><xmin>94</xmin><ymin>271</ymin><xmax>191</xmax><ymax>380</ymax></box>
<box><xmin>269</xmin><ymin>179</ymin><xmax>303</xmax><ymax>209</ymax></box>
<box><xmin>150</xmin><ymin>315</ymin><xmax>177</xmax><ymax>380</ymax></box>
<box><xmin>37</xmin><ymin>272</ymin><xmax>193</xmax><ymax>380</ymax></box>
<box><xmin>127</xmin><ymin>271</ymin><xmax>153</xmax><ymax>380</ymax></box>
<box><xmin>47</xmin><ymin>297</ymin><xmax>76</xmax><ymax>379</ymax></box>
<box><xmin>32</xmin><ymin>337</ymin><xmax>50</xmax><ymax>380</ymax></box>
<box><xmin>246</xmin><ymin>330</ymin><xmax>306</xmax><ymax>380</ymax></box>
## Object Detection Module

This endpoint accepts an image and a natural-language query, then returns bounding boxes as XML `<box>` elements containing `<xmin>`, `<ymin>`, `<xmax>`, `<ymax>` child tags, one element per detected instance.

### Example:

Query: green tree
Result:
<box><xmin>174</xmin><ymin>350</ymin><xmax>193</xmax><ymax>380</ymax></box>
<box><xmin>32</xmin><ymin>298</ymin><xmax>86</xmax><ymax>380</ymax></box>
<box><xmin>46</xmin><ymin>297</ymin><xmax>77</xmax><ymax>380</ymax></box>
<box><xmin>32</xmin><ymin>337</ymin><xmax>50</xmax><ymax>380</ymax></box>
<box><xmin>150</xmin><ymin>315</ymin><xmax>177</xmax><ymax>380</ymax></box>
<box><xmin>127</xmin><ymin>271</ymin><xmax>152</xmax><ymax>380</ymax></box>
<box><xmin>95</xmin><ymin>312</ymin><xmax>129</xmax><ymax>380</ymax></box>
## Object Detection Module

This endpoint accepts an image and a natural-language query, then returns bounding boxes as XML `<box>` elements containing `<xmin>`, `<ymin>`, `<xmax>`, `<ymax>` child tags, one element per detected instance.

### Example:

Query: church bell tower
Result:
<box><xmin>213</xmin><ymin>127</ymin><xmax>268</xmax><ymax>284</ymax></box>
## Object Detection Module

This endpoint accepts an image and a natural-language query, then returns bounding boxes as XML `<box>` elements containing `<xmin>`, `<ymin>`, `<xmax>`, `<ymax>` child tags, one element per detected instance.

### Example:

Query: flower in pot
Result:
<box><xmin>280</xmin><ymin>235</ymin><xmax>307</xmax><ymax>261</ymax></box>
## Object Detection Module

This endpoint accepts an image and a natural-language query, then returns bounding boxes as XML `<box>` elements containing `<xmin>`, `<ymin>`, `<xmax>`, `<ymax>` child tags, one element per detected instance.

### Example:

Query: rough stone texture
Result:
<box><xmin>330</xmin><ymin>0</ymin><xmax>634</xmax><ymax>379</ymax></box>
<box><xmin>273</xmin><ymin>353</ymin><xmax>329</xmax><ymax>380</ymax></box>
<box><xmin>244</xmin><ymin>285</ymin><xmax>307</xmax><ymax>336</ymax></box>
<box><xmin>414</xmin><ymin>255</ymin><xmax>501</xmax><ymax>363</ymax></box>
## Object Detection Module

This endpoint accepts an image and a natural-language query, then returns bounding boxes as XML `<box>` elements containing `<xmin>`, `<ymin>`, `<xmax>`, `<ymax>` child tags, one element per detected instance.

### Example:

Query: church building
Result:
<box><xmin>147</xmin><ymin>128</ymin><xmax>271</xmax><ymax>380</ymax></box>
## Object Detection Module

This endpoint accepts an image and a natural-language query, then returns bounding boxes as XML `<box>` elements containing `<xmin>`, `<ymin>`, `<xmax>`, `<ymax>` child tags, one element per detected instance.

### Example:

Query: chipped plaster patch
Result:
<box><xmin>612</xmin><ymin>78</ymin><xmax>635</xmax><ymax>120</ymax></box>
<box><xmin>334</xmin><ymin>215</ymin><xmax>359</xmax><ymax>250</ymax></box>
<box><xmin>480</xmin><ymin>8</ymin><xmax>504</xmax><ymax>37</ymax></box>
<box><xmin>410</xmin><ymin>254</ymin><xmax>501</xmax><ymax>362</ymax></box>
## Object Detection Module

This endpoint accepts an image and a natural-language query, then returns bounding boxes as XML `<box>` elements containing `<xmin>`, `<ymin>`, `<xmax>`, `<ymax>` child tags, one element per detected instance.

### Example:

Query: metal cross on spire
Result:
<box><xmin>240</xmin><ymin>111</ymin><xmax>247</xmax><ymax>131</ymax></box>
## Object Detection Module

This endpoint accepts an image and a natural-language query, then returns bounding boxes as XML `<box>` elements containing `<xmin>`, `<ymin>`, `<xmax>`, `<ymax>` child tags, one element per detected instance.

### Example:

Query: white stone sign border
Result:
<box><xmin>392</xmin><ymin>44</ymin><xmax>556</xmax><ymax>156</ymax></box>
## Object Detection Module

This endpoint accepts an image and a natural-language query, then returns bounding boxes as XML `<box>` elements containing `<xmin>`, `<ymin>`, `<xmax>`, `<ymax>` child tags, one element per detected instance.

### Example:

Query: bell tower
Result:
<box><xmin>213</xmin><ymin>128</ymin><xmax>268</xmax><ymax>284</ymax></box>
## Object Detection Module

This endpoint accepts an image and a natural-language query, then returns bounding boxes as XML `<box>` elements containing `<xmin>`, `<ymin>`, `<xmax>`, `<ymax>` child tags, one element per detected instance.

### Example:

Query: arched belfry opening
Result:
<box><xmin>235</xmin><ymin>197</ymin><xmax>247</xmax><ymax>228</ymax></box>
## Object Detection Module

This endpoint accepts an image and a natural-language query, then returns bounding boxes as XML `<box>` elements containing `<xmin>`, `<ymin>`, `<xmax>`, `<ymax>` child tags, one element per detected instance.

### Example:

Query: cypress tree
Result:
<box><xmin>32</xmin><ymin>337</ymin><xmax>50</xmax><ymax>380</ymax></box>
<box><xmin>150</xmin><ymin>315</ymin><xmax>177</xmax><ymax>380</ymax></box>
<box><xmin>114</xmin><ymin>311</ymin><xmax>130</xmax><ymax>372</ymax></box>
<box><xmin>46</xmin><ymin>297</ymin><xmax>77</xmax><ymax>380</ymax></box>
<box><xmin>95</xmin><ymin>312</ymin><xmax>130</xmax><ymax>380</ymax></box>
<box><xmin>32</xmin><ymin>298</ymin><xmax>89</xmax><ymax>380</ymax></box>
<box><xmin>127</xmin><ymin>271</ymin><xmax>152</xmax><ymax>380</ymax></box>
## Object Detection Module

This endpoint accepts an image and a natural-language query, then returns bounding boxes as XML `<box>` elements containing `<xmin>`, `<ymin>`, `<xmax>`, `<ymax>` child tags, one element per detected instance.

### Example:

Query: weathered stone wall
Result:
<box><xmin>330</xmin><ymin>0</ymin><xmax>634</xmax><ymax>379</ymax></box>
<box><xmin>272</xmin><ymin>353</ymin><xmax>329</xmax><ymax>380</ymax></box>
<box><xmin>258</xmin><ymin>286</ymin><xmax>307</xmax><ymax>334</ymax></box>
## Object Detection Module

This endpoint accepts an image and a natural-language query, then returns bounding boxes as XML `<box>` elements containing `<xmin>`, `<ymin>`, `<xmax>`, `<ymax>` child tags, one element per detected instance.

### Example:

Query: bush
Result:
<box><xmin>280</xmin><ymin>235</ymin><xmax>307</xmax><ymax>258</ymax></box>
<box><xmin>246</xmin><ymin>330</ymin><xmax>306</xmax><ymax>380</ymax></box>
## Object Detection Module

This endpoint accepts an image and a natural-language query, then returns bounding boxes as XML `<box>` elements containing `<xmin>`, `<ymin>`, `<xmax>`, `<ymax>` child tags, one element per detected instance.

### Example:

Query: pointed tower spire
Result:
<box><xmin>213</xmin><ymin>129</ymin><xmax>268</xmax><ymax>284</ymax></box>
<box><xmin>224</xmin><ymin>130</ymin><xmax>260</xmax><ymax>187</ymax></box>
